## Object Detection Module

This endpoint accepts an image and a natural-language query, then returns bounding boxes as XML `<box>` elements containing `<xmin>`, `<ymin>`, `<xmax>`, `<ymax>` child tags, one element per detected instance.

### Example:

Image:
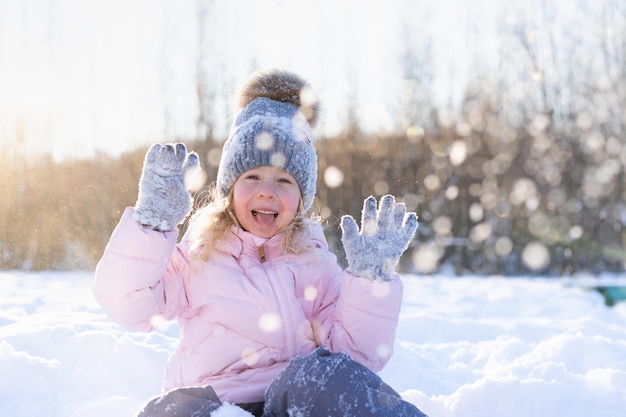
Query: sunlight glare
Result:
<box><xmin>374</xmin><ymin>180</ymin><xmax>389</xmax><ymax>195</ymax></box>
<box><xmin>371</xmin><ymin>279</ymin><xmax>392</xmax><ymax>299</ymax></box>
<box><xmin>521</xmin><ymin>241</ymin><xmax>550</xmax><ymax>272</ymax></box>
<box><xmin>304</xmin><ymin>285</ymin><xmax>318</xmax><ymax>302</ymax></box>
<box><xmin>150</xmin><ymin>314</ymin><xmax>167</xmax><ymax>329</ymax></box>
<box><xmin>445</xmin><ymin>185</ymin><xmax>459</xmax><ymax>200</ymax></box>
<box><xmin>495</xmin><ymin>236</ymin><xmax>513</xmax><ymax>256</ymax></box>
<box><xmin>256</xmin><ymin>132</ymin><xmax>274</xmax><ymax>150</ymax></box>
<box><xmin>449</xmin><ymin>140</ymin><xmax>468</xmax><ymax>166</ymax></box>
<box><xmin>376</xmin><ymin>343</ymin><xmax>391</xmax><ymax>359</ymax></box>
<box><xmin>433</xmin><ymin>216</ymin><xmax>453</xmax><ymax>236</ymax></box>
<box><xmin>323</xmin><ymin>166</ymin><xmax>344</xmax><ymax>188</ymax></box>
<box><xmin>241</xmin><ymin>347</ymin><xmax>260</xmax><ymax>366</ymax></box>
<box><xmin>363</xmin><ymin>218</ymin><xmax>378</xmax><ymax>235</ymax></box>
<box><xmin>207</xmin><ymin>148</ymin><xmax>222</xmax><ymax>168</ymax></box>
<box><xmin>424</xmin><ymin>174</ymin><xmax>441</xmax><ymax>191</ymax></box>
<box><xmin>469</xmin><ymin>203</ymin><xmax>484</xmax><ymax>222</ymax></box>
<box><xmin>406</xmin><ymin>125</ymin><xmax>425</xmax><ymax>143</ymax></box>
<box><xmin>412</xmin><ymin>243</ymin><xmax>443</xmax><ymax>274</ymax></box>
<box><xmin>470</xmin><ymin>222</ymin><xmax>492</xmax><ymax>243</ymax></box>
<box><xmin>270</xmin><ymin>152</ymin><xmax>286</xmax><ymax>168</ymax></box>
<box><xmin>569</xmin><ymin>225</ymin><xmax>583</xmax><ymax>240</ymax></box>
<box><xmin>299</xmin><ymin>85</ymin><xmax>319</xmax><ymax>123</ymax></box>
<box><xmin>185</xmin><ymin>167</ymin><xmax>207</xmax><ymax>193</ymax></box>
<box><xmin>259</xmin><ymin>312</ymin><xmax>282</xmax><ymax>333</ymax></box>
<box><xmin>509</xmin><ymin>178</ymin><xmax>538</xmax><ymax>206</ymax></box>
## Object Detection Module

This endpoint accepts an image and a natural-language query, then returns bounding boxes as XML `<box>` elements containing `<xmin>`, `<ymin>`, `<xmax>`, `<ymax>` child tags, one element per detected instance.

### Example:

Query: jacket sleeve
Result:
<box><xmin>93</xmin><ymin>207</ymin><xmax>190</xmax><ymax>331</ymax></box>
<box><xmin>308</xmin><ymin>239</ymin><xmax>403</xmax><ymax>372</ymax></box>
<box><xmin>329</xmin><ymin>272</ymin><xmax>403</xmax><ymax>371</ymax></box>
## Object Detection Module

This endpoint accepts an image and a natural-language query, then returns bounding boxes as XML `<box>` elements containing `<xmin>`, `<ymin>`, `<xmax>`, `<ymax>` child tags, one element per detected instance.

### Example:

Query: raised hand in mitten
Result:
<box><xmin>132</xmin><ymin>143</ymin><xmax>200</xmax><ymax>231</ymax></box>
<box><xmin>340</xmin><ymin>195</ymin><xmax>418</xmax><ymax>281</ymax></box>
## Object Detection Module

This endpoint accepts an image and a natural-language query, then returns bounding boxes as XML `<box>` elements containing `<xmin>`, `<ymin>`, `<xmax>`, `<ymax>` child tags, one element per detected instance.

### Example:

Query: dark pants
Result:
<box><xmin>137</xmin><ymin>347</ymin><xmax>428</xmax><ymax>417</ymax></box>
<box><xmin>136</xmin><ymin>385</ymin><xmax>222</xmax><ymax>416</ymax></box>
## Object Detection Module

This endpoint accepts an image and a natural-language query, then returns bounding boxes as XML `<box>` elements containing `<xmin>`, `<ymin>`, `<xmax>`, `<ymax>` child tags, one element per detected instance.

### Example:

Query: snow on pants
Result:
<box><xmin>135</xmin><ymin>347</ymin><xmax>428</xmax><ymax>417</ymax></box>
<box><xmin>263</xmin><ymin>347</ymin><xmax>427</xmax><ymax>417</ymax></box>
<box><xmin>135</xmin><ymin>385</ymin><xmax>223</xmax><ymax>416</ymax></box>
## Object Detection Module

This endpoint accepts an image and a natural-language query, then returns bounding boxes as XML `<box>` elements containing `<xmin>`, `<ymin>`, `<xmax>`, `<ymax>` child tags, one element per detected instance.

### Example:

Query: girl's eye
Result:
<box><xmin>246</xmin><ymin>174</ymin><xmax>260</xmax><ymax>180</ymax></box>
<box><xmin>278</xmin><ymin>178</ymin><xmax>293</xmax><ymax>184</ymax></box>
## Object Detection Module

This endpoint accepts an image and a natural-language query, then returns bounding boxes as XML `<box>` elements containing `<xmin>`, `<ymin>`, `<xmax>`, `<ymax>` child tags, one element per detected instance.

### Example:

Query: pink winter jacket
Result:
<box><xmin>94</xmin><ymin>207</ymin><xmax>403</xmax><ymax>404</ymax></box>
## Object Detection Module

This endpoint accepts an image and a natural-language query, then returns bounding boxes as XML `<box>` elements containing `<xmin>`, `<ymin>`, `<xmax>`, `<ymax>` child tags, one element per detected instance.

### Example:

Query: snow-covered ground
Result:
<box><xmin>1</xmin><ymin>270</ymin><xmax>625</xmax><ymax>417</ymax></box>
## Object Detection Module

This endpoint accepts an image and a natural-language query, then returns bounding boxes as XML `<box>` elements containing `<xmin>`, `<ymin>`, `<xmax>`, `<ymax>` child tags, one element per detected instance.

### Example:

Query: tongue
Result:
<box><xmin>256</xmin><ymin>212</ymin><xmax>276</xmax><ymax>226</ymax></box>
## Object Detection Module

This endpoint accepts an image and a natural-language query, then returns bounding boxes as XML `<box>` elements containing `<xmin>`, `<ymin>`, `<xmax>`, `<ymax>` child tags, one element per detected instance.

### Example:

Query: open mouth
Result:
<box><xmin>252</xmin><ymin>210</ymin><xmax>279</xmax><ymax>227</ymax></box>
<box><xmin>251</xmin><ymin>210</ymin><xmax>278</xmax><ymax>218</ymax></box>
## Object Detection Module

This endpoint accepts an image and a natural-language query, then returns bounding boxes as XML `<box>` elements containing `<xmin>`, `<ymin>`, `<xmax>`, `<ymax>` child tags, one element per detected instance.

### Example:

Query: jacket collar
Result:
<box><xmin>222</xmin><ymin>226</ymin><xmax>284</xmax><ymax>261</ymax></box>
<box><xmin>221</xmin><ymin>222</ymin><xmax>327</xmax><ymax>262</ymax></box>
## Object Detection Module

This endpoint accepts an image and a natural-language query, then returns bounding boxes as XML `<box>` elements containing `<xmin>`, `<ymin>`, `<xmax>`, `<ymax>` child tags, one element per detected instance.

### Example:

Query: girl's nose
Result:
<box><xmin>258</xmin><ymin>179</ymin><xmax>277</xmax><ymax>198</ymax></box>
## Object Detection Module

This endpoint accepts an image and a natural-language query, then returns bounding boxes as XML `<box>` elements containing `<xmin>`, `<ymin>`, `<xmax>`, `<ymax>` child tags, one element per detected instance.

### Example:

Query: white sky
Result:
<box><xmin>0</xmin><ymin>0</ymin><xmax>504</xmax><ymax>160</ymax></box>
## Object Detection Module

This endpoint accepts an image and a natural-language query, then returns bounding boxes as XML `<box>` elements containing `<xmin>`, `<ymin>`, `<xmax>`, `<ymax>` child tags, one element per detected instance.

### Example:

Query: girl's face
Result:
<box><xmin>232</xmin><ymin>166</ymin><xmax>301</xmax><ymax>238</ymax></box>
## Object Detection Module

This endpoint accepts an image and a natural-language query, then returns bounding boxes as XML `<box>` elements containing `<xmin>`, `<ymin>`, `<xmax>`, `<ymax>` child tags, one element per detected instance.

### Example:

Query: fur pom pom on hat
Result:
<box><xmin>216</xmin><ymin>69</ymin><xmax>320</xmax><ymax>211</ymax></box>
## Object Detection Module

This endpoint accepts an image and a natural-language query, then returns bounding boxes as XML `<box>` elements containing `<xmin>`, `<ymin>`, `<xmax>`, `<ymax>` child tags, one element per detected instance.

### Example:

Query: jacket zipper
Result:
<box><xmin>258</xmin><ymin>245</ymin><xmax>267</xmax><ymax>263</ymax></box>
<box><xmin>258</xmin><ymin>240</ymin><xmax>297</xmax><ymax>355</ymax></box>
<box><xmin>265</xmin><ymin>259</ymin><xmax>297</xmax><ymax>356</ymax></box>
<box><xmin>277</xmin><ymin>273</ymin><xmax>297</xmax><ymax>356</ymax></box>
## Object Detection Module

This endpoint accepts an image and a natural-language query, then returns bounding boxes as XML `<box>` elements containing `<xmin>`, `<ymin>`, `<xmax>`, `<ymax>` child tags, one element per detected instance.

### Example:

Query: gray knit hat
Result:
<box><xmin>216</xmin><ymin>69</ymin><xmax>320</xmax><ymax>211</ymax></box>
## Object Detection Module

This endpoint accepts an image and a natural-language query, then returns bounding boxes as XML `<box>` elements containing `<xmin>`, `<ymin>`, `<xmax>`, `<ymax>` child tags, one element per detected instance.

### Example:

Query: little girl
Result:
<box><xmin>94</xmin><ymin>69</ymin><xmax>427</xmax><ymax>417</ymax></box>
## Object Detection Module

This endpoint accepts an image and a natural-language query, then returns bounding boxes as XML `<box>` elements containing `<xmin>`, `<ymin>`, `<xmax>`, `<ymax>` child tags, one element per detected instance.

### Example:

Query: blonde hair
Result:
<box><xmin>188</xmin><ymin>184</ymin><xmax>319</xmax><ymax>263</ymax></box>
